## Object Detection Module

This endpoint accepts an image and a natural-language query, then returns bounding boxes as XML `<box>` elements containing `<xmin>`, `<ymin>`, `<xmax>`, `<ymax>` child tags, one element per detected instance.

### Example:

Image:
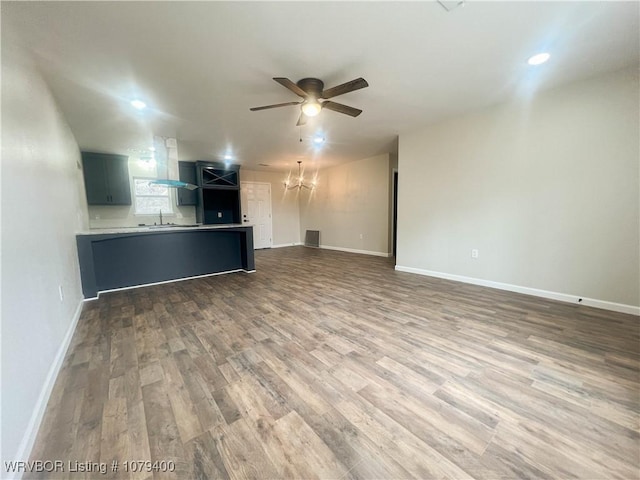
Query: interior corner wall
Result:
<box><xmin>1</xmin><ymin>42</ymin><xmax>88</xmax><ymax>470</ymax></box>
<box><xmin>241</xmin><ymin>169</ymin><xmax>301</xmax><ymax>246</ymax></box>
<box><xmin>397</xmin><ymin>66</ymin><xmax>640</xmax><ymax>309</ymax></box>
<box><xmin>299</xmin><ymin>154</ymin><xmax>391</xmax><ymax>256</ymax></box>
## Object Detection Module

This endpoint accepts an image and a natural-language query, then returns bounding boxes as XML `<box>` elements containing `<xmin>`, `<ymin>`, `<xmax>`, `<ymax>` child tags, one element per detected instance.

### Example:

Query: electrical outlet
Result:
<box><xmin>471</xmin><ymin>249</ymin><xmax>479</xmax><ymax>259</ymax></box>
<box><xmin>359</xmin><ymin>233</ymin><xmax>363</xmax><ymax>240</ymax></box>
<box><xmin>58</xmin><ymin>285</ymin><xmax>64</xmax><ymax>302</ymax></box>
<box><xmin>218</xmin><ymin>212</ymin><xmax>223</xmax><ymax>218</ymax></box>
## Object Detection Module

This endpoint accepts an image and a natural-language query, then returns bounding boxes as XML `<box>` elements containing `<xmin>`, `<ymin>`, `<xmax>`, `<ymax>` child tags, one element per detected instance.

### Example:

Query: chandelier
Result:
<box><xmin>284</xmin><ymin>160</ymin><xmax>316</xmax><ymax>190</ymax></box>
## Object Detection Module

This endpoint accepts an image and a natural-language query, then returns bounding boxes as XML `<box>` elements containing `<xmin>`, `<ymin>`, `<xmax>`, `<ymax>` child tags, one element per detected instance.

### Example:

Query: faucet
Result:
<box><xmin>159</xmin><ymin>209</ymin><xmax>163</xmax><ymax>225</ymax></box>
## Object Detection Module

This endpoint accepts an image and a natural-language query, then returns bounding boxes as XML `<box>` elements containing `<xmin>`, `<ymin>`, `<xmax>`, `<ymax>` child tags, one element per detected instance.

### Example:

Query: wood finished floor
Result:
<box><xmin>29</xmin><ymin>246</ymin><xmax>639</xmax><ymax>479</ymax></box>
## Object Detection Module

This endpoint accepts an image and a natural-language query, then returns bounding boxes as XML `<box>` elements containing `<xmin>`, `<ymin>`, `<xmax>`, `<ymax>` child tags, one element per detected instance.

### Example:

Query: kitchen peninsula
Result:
<box><xmin>76</xmin><ymin>224</ymin><xmax>254</xmax><ymax>298</ymax></box>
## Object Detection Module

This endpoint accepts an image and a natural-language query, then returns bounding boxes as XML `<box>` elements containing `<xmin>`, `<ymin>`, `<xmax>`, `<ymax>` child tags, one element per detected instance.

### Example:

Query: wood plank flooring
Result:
<box><xmin>29</xmin><ymin>246</ymin><xmax>639</xmax><ymax>479</ymax></box>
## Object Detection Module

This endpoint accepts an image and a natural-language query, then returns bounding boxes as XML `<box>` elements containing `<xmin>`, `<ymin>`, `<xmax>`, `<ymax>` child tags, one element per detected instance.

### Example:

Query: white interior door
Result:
<box><xmin>240</xmin><ymin>182</ymin><xmax>273</xmax><ymax>249</ymax></box>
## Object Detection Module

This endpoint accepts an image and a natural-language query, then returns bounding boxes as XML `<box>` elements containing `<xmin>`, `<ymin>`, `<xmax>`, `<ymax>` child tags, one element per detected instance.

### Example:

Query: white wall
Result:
<box><xmin>1</xmin><ymin>43</ymin><xmax>89</xmax><ymax>469</ymax></box>
<box><xmin>397</xmin><ymin>67</ymin><xmax>640</xmax><ymax>310</ymax></box>
<box><xmin>241</xmin><ymin>169</ymin><xmax>301</xmax><ymax>246</ymax></box>
<box><xmin>299</xmin><ymin>154</ymin><xmax>391</xmax><ymax>256</ymax></box>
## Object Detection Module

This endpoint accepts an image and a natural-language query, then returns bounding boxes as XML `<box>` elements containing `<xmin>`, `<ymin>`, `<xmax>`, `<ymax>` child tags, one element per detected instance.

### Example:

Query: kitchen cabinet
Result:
<box><xmin>197</xmin><ymin>161</ymin><xmax>240</xmax><ymax>188</ymax></box>
<box><xmin>82</xmin><ymin>152</ymin><xmax>131</xmax><ymax>205</ymax></box>
<box><xmin>199</xmin><ymin>188</ymin><xmax>241</xmax><ymax>224</ymax></box>
<box><xmin>177</xmin><ymin>161</ymin><xmax>198</xmax><ymax>206</ymax></box>
<box><xmin>195</xmin><ymin>161</ymin><xmax>241</xmax><ymax>225</ymax></box>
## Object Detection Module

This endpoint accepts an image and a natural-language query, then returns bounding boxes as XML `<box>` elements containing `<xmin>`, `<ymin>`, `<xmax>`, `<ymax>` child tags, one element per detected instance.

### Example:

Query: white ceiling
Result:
<box><xmin>3</xmin><ymin>1</ymin><xmax>638</xmax><ymax>171</ymax></box>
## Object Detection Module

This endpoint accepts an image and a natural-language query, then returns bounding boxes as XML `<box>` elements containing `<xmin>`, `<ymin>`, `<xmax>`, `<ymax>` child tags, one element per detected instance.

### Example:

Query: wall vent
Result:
<box><xmin>305</xmin><ymin>230</ymin><xmax>320</xmax><ymax>248</ymax></box>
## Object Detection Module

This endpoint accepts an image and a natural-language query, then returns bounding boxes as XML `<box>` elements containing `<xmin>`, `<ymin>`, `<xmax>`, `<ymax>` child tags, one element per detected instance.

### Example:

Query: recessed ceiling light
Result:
<box><xmin>313</xmin><ymin>136</ymin><xmax>325</xmax><ymax>144</ymax></box>
<box><xmin>130</xmin><ymin>99</ymin><xmax>147</xmax><ymax>110</ymax></box>
<box><xmin>527</xmin><ymin>53</ymin><xmax>551</xmax><ymax>66</ymax></box>
<box><xmin>224</xmin><ymin>154</ymin><xmax>232</xmax><ymax>160</ymax></box>
<box><xmin>148</xmin><ymin>146</ymin><xmax>156</xmax><ymax>152</ymax></box>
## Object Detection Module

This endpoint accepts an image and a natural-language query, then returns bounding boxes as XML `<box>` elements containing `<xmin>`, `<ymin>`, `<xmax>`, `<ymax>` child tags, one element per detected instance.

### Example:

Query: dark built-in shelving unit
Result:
<box><xmin>195</xmin><ymin>161</ymin><xmax>241</xmax><ymax>225</ymax></box>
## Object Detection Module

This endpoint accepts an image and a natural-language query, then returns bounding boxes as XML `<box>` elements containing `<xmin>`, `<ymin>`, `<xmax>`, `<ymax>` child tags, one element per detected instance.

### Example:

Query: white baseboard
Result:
<box><xmin>10</xmin><ymin>299</ymin><xmax>84</xmax><ymax>479</ymax></box>
<box><xmin>90</xmin><ymin>268</ymin><xmax>253</xmax><ymax>299</ymax></box>
<box><xmin>271</xmin><ymin>242</ymin><xmax>303</xmax><ymax>249</ymax></box>
<box><xmin>268</xmin><ymin>243</ymin><xmax>392</xmax><ymax>258</ymax></box>
<box><xmin>394</xmin><ymin>265</ymin><xmax>639</xmax><ymax>316</ymax></box>
<box><xmin>320</xmin><ymin>244</ymin><xmax>392</xmax><ymax>258</ymax></box>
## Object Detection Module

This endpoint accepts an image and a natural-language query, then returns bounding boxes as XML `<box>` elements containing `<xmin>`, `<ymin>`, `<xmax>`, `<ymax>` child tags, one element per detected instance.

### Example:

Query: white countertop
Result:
<box><xmin>78</xmin><ymin>223</ymin><xmax>251</xmax><ymax>235</ymax></box>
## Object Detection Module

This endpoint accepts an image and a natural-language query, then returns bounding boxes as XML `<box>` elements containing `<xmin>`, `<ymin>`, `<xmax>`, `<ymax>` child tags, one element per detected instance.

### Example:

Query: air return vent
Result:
<box><xmin>305</xmin><ymin>230</ymin><xmax>320</xmax><ymax>248</ymax></box>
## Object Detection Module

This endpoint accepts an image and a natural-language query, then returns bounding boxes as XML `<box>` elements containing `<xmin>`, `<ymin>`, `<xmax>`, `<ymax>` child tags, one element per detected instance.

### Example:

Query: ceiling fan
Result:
<box><xmin>250</xmin><ymin>77</ymin><xmax>369</xmax><ymax>126</ymax></box>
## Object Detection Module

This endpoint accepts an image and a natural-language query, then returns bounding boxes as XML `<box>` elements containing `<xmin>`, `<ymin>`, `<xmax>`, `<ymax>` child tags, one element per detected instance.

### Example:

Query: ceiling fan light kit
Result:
<box><xmin>301</xmin><ymin>99</ymin><xmax>321</xmax><ymax>117</ymax></box>
<box><xmin>251</xmin><ymin>76</ymin><xmax>368</xmax><ymax>126</ymax></box>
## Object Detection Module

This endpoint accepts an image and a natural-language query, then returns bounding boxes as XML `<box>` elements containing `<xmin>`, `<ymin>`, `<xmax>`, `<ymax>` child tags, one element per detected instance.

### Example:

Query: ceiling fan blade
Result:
<box><xmin>296</xmin><ymin>112</ymin><xmax>308</xmax><ymax>126</ymax></box>
<box><xmin>250</xmin><ymin>101</ymin><xmax>302</xmax><ymax>111</ymax></box>
<box><xmin>321</xmin><ymin>77</ymin><xmax>369</xmax><ymax>99</ymax></box>
<box><xmin>273</xmin><ymin>77</ymin><xmax>308</xmax><ymax>98</ymax></box>
<box><xmin>321</xmin><ymin>101</ymin><xmax>362</xmax><ymax>117</ymax></box>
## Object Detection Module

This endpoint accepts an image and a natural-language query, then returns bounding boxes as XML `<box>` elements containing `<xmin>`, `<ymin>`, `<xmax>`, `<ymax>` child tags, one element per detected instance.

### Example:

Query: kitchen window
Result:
<box><xmin>133</xmin><ymin>178</ymin><xmax>174</xmax><ymax>215</ymax></box>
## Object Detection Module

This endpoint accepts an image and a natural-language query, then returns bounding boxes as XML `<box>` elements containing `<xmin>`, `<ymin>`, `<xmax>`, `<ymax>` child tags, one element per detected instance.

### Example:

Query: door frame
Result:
<box><xmin>240</xmin><ymin>181</ymin><xmax>274</xmax><ymax>249</ymax></box>
<box><xmin>392</xmin><ymin>168</ymin><xmax>398</xmax><ymax>259</ymax></box>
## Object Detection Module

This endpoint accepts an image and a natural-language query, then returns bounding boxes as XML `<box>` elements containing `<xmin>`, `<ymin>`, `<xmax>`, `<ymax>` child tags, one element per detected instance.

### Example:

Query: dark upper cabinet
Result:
<box><xmin>81</xmin><ymin>152</ymin><xmax>131</xmax><ymax>205</ymax></box>
<box><xmin>82</xmin><ymin>153</ymin><xmax>109</xmax><ymax>204</ymax></box>
<box><xmin>177</xmin><ymin>161</ymin><xmax>198</xmax><ymax>206</ymax></box>
<box><xmin>197</xmin><ymin>161</ymin><xmax>240</xmax><ymax>189</ymax></box>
